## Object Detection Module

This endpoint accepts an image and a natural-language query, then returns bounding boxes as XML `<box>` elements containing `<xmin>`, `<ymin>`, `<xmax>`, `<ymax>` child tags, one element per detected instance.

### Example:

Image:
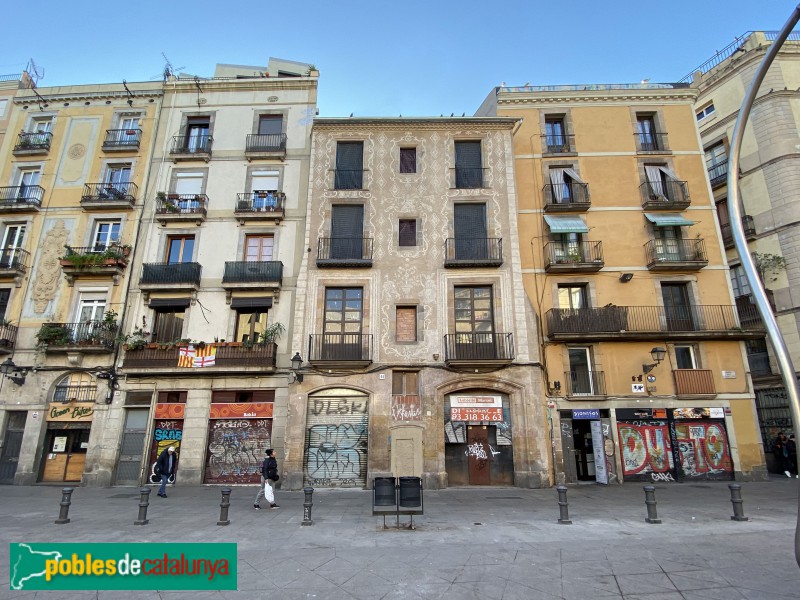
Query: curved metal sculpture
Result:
<box><xmin>726</xmin><ymin>5</ymin><xmax>800</xmax><ymax>565</ymax></box>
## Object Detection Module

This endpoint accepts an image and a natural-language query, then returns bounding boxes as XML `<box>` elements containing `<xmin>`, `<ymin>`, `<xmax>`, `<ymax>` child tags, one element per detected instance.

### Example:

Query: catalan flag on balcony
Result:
<box><xmin>177</xmin><ymin>345</ymin><xmax>195</xmax><ymax>368</ymax></box>
<box><xmin>193</xmin><ymin>345</ymin><xmax>216</xmax><ymax>368</ymax></box>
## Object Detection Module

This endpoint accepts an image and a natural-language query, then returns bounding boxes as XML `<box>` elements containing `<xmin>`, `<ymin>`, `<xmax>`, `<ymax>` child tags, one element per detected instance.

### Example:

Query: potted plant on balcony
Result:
<box><xmin>36</xmin><ymin>324</ymin><xmax>73</xmax><ymax>349</ymax></box>
<box><xmin>116</xmin><ymin>317</ymin><xmax>151</xmax><ymax>351</ymax></box>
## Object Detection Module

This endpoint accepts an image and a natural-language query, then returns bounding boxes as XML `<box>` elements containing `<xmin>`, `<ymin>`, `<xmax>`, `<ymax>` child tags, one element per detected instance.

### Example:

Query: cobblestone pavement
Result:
<box><xmin>2</xmin><ymin>477</ymin><xmax>799</xmax><ymax>599</ymax></box>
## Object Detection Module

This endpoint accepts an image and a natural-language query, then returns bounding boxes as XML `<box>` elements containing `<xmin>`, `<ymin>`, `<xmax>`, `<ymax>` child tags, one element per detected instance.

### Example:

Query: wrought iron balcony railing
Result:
<box><xmin>13</xmin><ymin>131</ymin><xmax>52</xmax><ymax>153</ymax></box>
<box><xmin>140</xmin><ymin>262</ymin><xmax>202</xmax><ymax>286</ymax></box>
<box><xmin>720</xmin><ymin>215</ymin><xmax>756</xmax><ymax>248</ymax></box>
<box><xmin>81</xmin><ymin>182</ymin><xmax>138</xmax><ymax>203</ymax></box>
<box><xmin>541</xmin><ymin>133</ymin><xmax>575</xmax><ymax>153</ymax></box>
<box><xmin>37</xmin><ymin>321</ymin><xmax>116</xmax><ymax>350</ymax></box>
<box><xmin>53</xmin><ymin>384</ymin><xmax>98</xmax><ymax>403</ymax></box>
<box><xmin>222</xmin><ymin>261</ymin><xmax>283</xmax><ymax>284</ymax></box>
<box><xmin>0</xmin><ymin>324</ymin><xmax>18</xmax><ymax>350</ymax></box>
<box><xmin>635</xmin><ymin>132</ymin><xmax>668</xmax><ymax>152</ymax></box>
<box><xmin>444</xmin><ymin>238</ymin><xmax>503</xmax><ymax>267</ymax></box>
<box><xmin>170</xmin><ymin>134</ymin><xmax>212</xmax><ymax>155</ymax></box>
<box><xmin>122</xmin><ymin>343</ymin><xmax>277</xmax><ymax>369</ymax></box>
<box><xmin>155</xmin><ymin>194</ymin><xmax>208</xmax><ymax>217</ymax></box>
<box><xmin>443</xmin><ymin>333</ymin><xmax>514</xmax><ymax>362</ymax></box>
<box><xmin>564</xmin><ymin>370</ymin><xmax>607</xmax><ymax>397</ymax></box>
<box><xmin>544</xmin><ymin>241</ymin><xmax>604</xmax><ymax>270</ymax></box>
<box><xmin>735</xmin><ymin>294</ymin><xmax>766</xmax><ymax>329</ymax></box>
<box><xmin>235</xmin><ymin>191</ymin><xmax>286</xmax><ymax>213</ymax></box>
<box><xmin>452</xmin><ymin>167</ymin><xmax>486</xmax><ymax>189</ymax></box>
<box><xmin>644</xmin><ymin>238</ymin><xmax>707</xmax><ymax>268</ymax></box>
<box><xmin>707</xmin><ymin>162</ymin><xmax>728</xmax><ymax>187</ymax></box>
<box><xmin>0</xmin><ymin>186</ymin><xmax>44</xmax><ymax>208</ymax></box>
<box><xmin>333</xmin><ymin>169</ymin><xmax>365</xmax><ymax>190</ymax></box>
<box><xmin>673</xmin><ymin>369</ymin><xmax>715</xmax><ymax>395</ymax></box>
<box><xmin>0</xmin><ymin>248</ymin><xmax>29</xmax><ymax>270</ymax></box>
<box><xmin>640</xmin><ymin>179</ymin><xmax>690</xmax><ymax>208</ymax></box>
<box><xmin>546</xmin><ymin>304</ymin><xmax>765</xmax><ymax>339</ymax></box>
<box><xmin>102</xmin><ymin>128</ymin><xmax>142</xmax><ymax>149</ymax></box>
<box><xmin>543</xmin><ymin>182</ymin><xmax>590</xmax><ymax>210</ymax></box>
<box><xmin>245</xmin><ymin>133</ymin><xmax>287</xmax><ymax>153</ymax></box>
<box><xmin>317</xmin><ymin>237</ymin><xmax>373</xmax><ymax>267</ymax></box>
<box><xmin>308</xmin><ymin>334</ymin><xmax>373</xmax><ymax>363</ymax></box>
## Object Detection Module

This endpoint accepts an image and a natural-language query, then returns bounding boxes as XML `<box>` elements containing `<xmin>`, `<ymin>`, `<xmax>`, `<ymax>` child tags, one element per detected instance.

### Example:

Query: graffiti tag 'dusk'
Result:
<box><xmin>305</xmin><ymin>397</ymin><xmax>368</xmax><ymax>487</ymax></box>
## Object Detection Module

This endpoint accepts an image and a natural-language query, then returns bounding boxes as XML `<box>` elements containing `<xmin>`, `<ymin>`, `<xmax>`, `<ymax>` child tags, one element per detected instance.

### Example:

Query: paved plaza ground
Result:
<box><xmin>2</xmin><ymin>477</ymin><xmax>800</xmax><ymax>599</ymax></box>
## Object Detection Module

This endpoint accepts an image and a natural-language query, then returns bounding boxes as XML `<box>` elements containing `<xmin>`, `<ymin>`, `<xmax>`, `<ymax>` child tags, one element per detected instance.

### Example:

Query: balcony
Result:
<box><xmin>635</xmin><ymin>132</ymin><xmax>668</xmax><ymax>153</ymax></box>
<box><xmin>121</xmin><ymin>342</ymin><xmax>277</xmax><ymax>372</ymax></box>
<box><xmin>36</xmin><ymin>321</ymin><xmax>116</xmax><ymax>354</ymax></box>
<box><xmin>59</xmin><ymin>245</ymin><xmax>130</xmax><ymax>286</ymax></box>
<box><xmin>735</xmin><ymin>294</ymin><xmax>767</xmax><ymax>329</ymax></box>
<box><xmin>0</xmin><ymin>186</ymin><xmax>44</xmax><ymax>212</ymax></box>
<box><xmin>444</xmin><ymin>238</ymin><xmax>503</xmax><ymax>268</ymax></box>
<box><xmin>169</xmin><ymin>135</ymin><xmax>212</xmax><ymax>161</ymax></box>
<box><xmin>222</xmin><ymin>261</ymin><xmax>283</xmax><ymax>294</ymax></box>
<box><xmin>0</xmin><ymin>324</ymin><xmax>18</xmax><ymax>354</ymax></box>
<box><xmin>546</xmin><ymin>304</ymin><xmax>765</xmax><ymax>342</ymax></box>
<box><xmin>53</xmin><ymin>385</ymin><xmax>98</xmax><ymax>403</ymax></box>
<box><xmin>308</xmin><ymin>334</ymin><xmax>373</xmax><ymax>369</ymax></box>
<box><xmin>234</xmin><ymin>191</ymin><xmax>285</xmax><ymax>224</ymax></box>
<box><xmin>317</xmin><ymin>237</ymin><xmax>373</xmax><ymax>268</ymax></box>
<box><xmin>451</xmin><ymin>167</ymin><xmax>486</xmax><ymax>189</ymax></box>
<box><xmin>13</xmin><ymin>131</ymin><xmax>52</xmax><ymax>156</ymax></box>
<box><xmin>333</xmin><ymin>169</ymin><xmax>366</xmax><ymax>190</ymax></box>
<box><xmin>543</xmin><ymin>182</ymin><xmax>590</xmax><ymax>211</ymax></box>
<box><xmin>0</xmin><ymin>248</ymin><xmax>29</xmax><ymax>285</ymax></box>
<box><xmin>139</xmin><ymin>262</ymin><xmax>202</xmax><ymax>294</ymax></box>
<box><xmin>564</xmin><ymin>370</ymin><xmax>607</xmax><ymax>398</ymax></box>
<box><xmin>102</xmin><ymin>129</ymin><xmax>142</xmax><ymax>151</ymax></box>
<box><xmin>708</xmin><ymin>162</ymin><xmax>728</xmax><ymax>188</ymax></box>
<box><xmin>155</xmin><ymin>194</ymin><xmax>208</xmax><ymax>225</ymax></box>
<box><xmin>644</xmin><ymin>238</ymin><xmax>708</xmax><ymax>271</ymax></box>
<box><xmin>673</xmin><ymin>369</ymin><xmax>716</xmax><ymax>396</ymax></box>
<box><xmin>720</xmin><ymin>215</ymin><xmax>756</xmax><ymax>248</ymax></box>
<box><xmin>245</xmin><ymin>133</ymin><xmax>287</xmax><ymax>159</ymax></box>
<box><xmin>541</xmin><ymin>134</ymin><xmax>575</xmax><ymax>154</ymax></box>
<box><xmin>640</xmin><ymin>180</ymin><xmax>690</xmax><ymax>209</ymax></box>
<box><xmin>80</xmin><ymin>182</ymin><xmax>138</xmax><ymax>210</ymax></box>
<box><xmin>443</xmin><ymin>333</ymin><xmax>514</xmax><ymax>370</ymax></box>
<box><xmin>544</xmin><ymin>241</ymin><xmax>604</xmax><ymax>273</ymax></box>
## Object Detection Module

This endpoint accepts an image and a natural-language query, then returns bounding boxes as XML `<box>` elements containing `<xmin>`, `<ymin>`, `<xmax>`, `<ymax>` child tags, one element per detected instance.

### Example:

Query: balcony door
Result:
<box><xmin>153</xmin><ymin>309</ymin><xmax>184</xmax><ymax>343</ymax></box>
<box><xmin>166</xmin><ymin>236</ymin><xmax>194</xmax><ymax>264</ymax></box>
<box><xmin>454</xmin><ymin>286</ymin><xmax>496</xmax><ymax>360</ymax></box>
<box><xmin>454</xmin><ymin>140</ymin><xmax>482</xmax><ymax>188</ymax></box>
<box><xmin>1</xmin><ymin>224</ymin><xmax>25</xmax><ymax>268</ymax></box>
<box><xmin>93</xmin><ymin>221</ymin><xmax>120</xmax><ymax>251</ymax></box>
<box><xmin>654</xmin><ymin>226</ymin><xmax>682</xmax><ymax>261</ymax></box>
<box><xmin>18</xmin><ymin>170</ymin><xmax>41</xmax><ymax>199</ymax></box>
<box><xmin>545</xmin><ymin>117</ymin><xmax>566</xmax><ymax>150</ymax></box>
<box><xmin>245</xmin><ymin>235</ymin><xmax>274</xmax><ymax>262</ymax></box>
<box><xmin>258</xmin><ymin>115</ymin><xmax>282</xmax><ymax>136</ymax></box>
<box><xmin>235</xmin><ymin>310</ymin><xmax>268</xmax><ymax>344</ymax></box>
<box><xmin>174</xmin><ymin>172</ymin><xmax>203</xmax><ymax>211</ymax></box>
<box><xmin>323</xmin><ymin>288</ymin><xmax>363</xmax><ymax>360</ymax></box>
<box><xmin>120</xmin><ymin>117</ymin><xmax>140</xmax><ymax>143</ymax></box>
<box><xmin>674</xmin><ymin>345</ymin><xmax>697</xmax><ymax>369</ymax></box>
<box><xmin>330</xmin><ymin>204</ymin><xmax>363</xmax><ymax>259</ymax></box>
<box><xmin>186</xmin><ymin>118</ymin><xmax>209</xmax><ymax>152</ymax></box>
<box><xmin>250</xmin><ymin>170</ymin><xmax>279</xmax><ymax>210</ymax></box>
<box><xmin>637</xmin><ymin>115</ymin><xmax>657</xmax><ymax>150</ymax></box>
<box><xmin>661</xmin><ymin>283</ymin><xmax>695</xmax><ymax>331</ymax></box>
<box><xmin>76</xmin><ymin>295</ymin><xmax>107</xmax><ymax>342</ymax></box>
<box><xmin>569</xmin><ymin>347</ymin><xmax>594</xmax><ymax>395</ymax></box>
<box><xmin>454</xmin><ymin>203</ymin><xmax>487</xmax><ymax>260</ymax></box>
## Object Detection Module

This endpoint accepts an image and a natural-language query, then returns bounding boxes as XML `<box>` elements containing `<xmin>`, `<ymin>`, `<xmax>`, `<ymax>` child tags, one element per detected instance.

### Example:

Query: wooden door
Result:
<box><xmin>467</xmin><ymin>425</ymin><xmax>491</xmax><ymax>485</ymax></box>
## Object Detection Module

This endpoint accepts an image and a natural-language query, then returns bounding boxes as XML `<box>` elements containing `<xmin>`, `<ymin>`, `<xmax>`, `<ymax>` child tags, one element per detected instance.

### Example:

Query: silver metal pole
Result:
<box><xmin>726</xmin><ymin>5</ymin><xmax>800</xmax><ymax>566</ymax></box>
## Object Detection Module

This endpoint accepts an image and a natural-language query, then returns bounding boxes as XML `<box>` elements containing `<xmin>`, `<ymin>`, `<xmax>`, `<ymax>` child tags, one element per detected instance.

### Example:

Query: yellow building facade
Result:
<box><xmin>478</xmin><ymin>83</ymin><xmax>768</xmax><ymax>483</ymax></box>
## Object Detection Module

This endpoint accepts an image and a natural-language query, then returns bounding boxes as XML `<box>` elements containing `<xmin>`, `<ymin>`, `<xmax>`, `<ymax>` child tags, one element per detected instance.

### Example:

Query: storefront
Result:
<box><xmin>616</xmin><ymin>407</ymin><xmax>733</xmax><ymax>482</ymax></box>
<box><xmin>444</xmin><ymin>392</ymin><xmax>513</xmax><ymax>486</ymax></box>
<box><xmin>40</xmin><ymin>402</ymin><xmax>94</xmax><ymax>483</ymax></box>
<box><xmin>559</xmin><ymin>408</ymin><xmax>614</xmax><ymax>484</ymax></box>
<box><xmin>304</xmin><ymin>388</ymin><xmax>368</xmax><ymax>487</ymax></box>
<box><xmin>146</xmin><ymin>401</ymin><xmax>185</xmax><ymax>485</ymax></box>
<box><xmin>203</xmin><ymin>394</ymin><xmax>273</xmax><ymax>485</ymax></box>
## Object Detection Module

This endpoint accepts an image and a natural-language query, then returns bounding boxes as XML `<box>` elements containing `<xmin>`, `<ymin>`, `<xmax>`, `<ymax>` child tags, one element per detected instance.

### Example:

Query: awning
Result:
<box><xmin>644</xmin><ymin>213</ymin><xmax>695</xmax><ymax>227</ymax></box>
<box><xmin>230</xmin><ymin>297</ymin><xmax>273</xmax><ymax>309</ymax></box>
<box><xmin>543</xmin><ymin>215</ymin><xmax>589</xmax><ymax>233</ymax></box>
<box><xmin>148</xmin><ymin>298</ymin><xmax>191</xmax><ymax>309</ymax></box>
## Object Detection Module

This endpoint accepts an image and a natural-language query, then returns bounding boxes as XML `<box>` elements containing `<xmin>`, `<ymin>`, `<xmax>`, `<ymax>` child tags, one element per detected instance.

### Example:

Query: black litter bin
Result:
<box><xmin>373</xmin><ymin>477</ymin><xmax>397</xmax><ymax>507</ymax></box>
<box><xmin>398</xmin><ymin>476</ymin><xmax>422</xmax><ymax>509</ymax></box>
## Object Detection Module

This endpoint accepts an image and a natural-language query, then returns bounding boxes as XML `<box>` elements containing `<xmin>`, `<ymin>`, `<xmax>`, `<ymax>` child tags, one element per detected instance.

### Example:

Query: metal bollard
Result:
<box><xmin>217</xmin><ymin>488</ymin><xmax>232</xmax><ymax>526</ymax></box>
<box><xmin>134</xmin><ymin>487</ymin><xmax>151</xmax><ymax>526</ymax></box>
<box><xmin>643</xmin><ymin>485</ymin><xmax>661</xmax><ymax>524</ymax></box>
<box><xmin>54</xmin><ymin>487</ymin><xmax>74</xmax><ymax>524</ymax></box>
<box><xmin>556</xmin><ymin>485</ymin><xmax>572</xmax><ymax>524</ymax></box>
<box><xmin>728</xmin><ymin>483</ymin><xmax>749</xmax><ymax>522</ymax></box>
<box><xmin>301</xmin><ymin>486</ymin><xmax>314</xmax><ymax>526</ymax></box>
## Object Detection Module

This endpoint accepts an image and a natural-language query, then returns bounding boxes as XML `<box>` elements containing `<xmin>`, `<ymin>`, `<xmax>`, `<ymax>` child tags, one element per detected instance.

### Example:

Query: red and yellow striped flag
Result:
<box><xmin>177</xmin><ymin>345</ymin><xmax>195</xmax><ymax>368</ymax></box>
<box><xmin>193</xmin><ymin>345</ymin><xmax>217</xmax><ymax>368</ymax></box>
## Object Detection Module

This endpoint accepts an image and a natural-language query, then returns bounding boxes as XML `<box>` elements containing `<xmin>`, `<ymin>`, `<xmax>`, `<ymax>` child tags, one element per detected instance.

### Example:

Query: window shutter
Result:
<box><xmin>331</xmin><ymin>205</ymin><xmax>364</xmax><ymax>259</ymax></box>
<box><xmin>0</xmin><ymin>289</ymin><xmax>9</xmax><ymax>320</ymax></box>
<box><xmin>455</xmin><ymin>141</ymin><xmax>481</xmax><ymax>168</ymax></box>
<box><xmin>399</xmin><ymin>219</ymin><xmax>416</xmax><ymax>246</ymax></box>
<box><xmin>400</xmin><ymin>148</ymin><xmax>416</xmax><ymax>173</ymax></box>
<box><xmin>454</xmin><ymin>204</ymin><xmax>487</xmax><ymax>260</ymax></box>
<box><xmin>335</xmin><ymin>142</ymin><xmax>364</xmax><ymax>188</ymax></box>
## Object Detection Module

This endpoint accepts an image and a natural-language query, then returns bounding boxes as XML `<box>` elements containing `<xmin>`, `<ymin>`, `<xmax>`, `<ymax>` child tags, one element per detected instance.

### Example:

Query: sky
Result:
<box><xmin>2</xmin><ymin>1</ymin><xmax>798</xmax><ymax>117</ymax></box>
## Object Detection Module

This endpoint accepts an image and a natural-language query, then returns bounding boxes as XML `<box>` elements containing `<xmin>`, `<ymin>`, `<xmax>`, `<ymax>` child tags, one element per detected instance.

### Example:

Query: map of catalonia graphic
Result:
<box><xmin>10</xmin><ymin>543</ymin><xmax>63</xmax><ymax>590</ymax></box>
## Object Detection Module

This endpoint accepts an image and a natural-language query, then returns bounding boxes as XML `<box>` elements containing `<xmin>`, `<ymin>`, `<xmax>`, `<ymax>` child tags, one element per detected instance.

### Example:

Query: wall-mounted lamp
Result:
<box><xmin>289</xmin><ymin>352</ymin><xmax>304</xmax><ymax>383</ymax></box>
<box><xmin>642</xmin><ymin>347</ymin><xmax>667</xmax><ymax>374</ymax></box>
<box><xmin>553</xmin><ymin>380</ymin><xmax>561</xmax><ymax>391</ymax></box>
<box><xmin>0</xmin><ymin>358</ymin><xmax>30</xmax><ymax>386</ymax></box>
<box><xmin>619</xmin><ymin>273</ymin><xmax>634</xmax><ymax>283</ymax></box>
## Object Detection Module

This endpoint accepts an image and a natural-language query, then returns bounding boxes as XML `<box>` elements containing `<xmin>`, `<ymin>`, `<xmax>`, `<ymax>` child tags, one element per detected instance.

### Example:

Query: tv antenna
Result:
<box><xmin>160</xmin><ymin>53</ymin><xmax>185</xmax><ymax>82</ymax></box>
<box><xmin>25</xmin><ymin>58</ymin><xmax>44</xmax><ymax>86</ymax></box>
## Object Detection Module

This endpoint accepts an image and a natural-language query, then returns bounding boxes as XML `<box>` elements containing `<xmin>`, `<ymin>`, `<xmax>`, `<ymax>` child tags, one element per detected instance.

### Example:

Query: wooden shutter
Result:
<box><xmin>335</xmin><ymin>142</ymin><xmax>363</xmax><ymax>189</ymax></box>
<box><xmin>454</xmin><ymin>204</ymin><xmax>487</xmax><ymax>259</ymax></box>
<box><xmin>331</xmin><ymin>205</ymin><xmax>364</xmax><ymax>259</ymax></box>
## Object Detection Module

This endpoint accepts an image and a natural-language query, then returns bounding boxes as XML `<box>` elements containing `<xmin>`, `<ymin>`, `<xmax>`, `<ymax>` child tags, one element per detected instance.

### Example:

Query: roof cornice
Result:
<box><xmin>313</xmin><ymin>117</ymin><xmax>519</xmax><ymax>130</ymax></box>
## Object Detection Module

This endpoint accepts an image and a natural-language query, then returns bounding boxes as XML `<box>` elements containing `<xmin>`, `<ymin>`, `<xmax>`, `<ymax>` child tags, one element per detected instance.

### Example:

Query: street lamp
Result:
<box><xmin>642</xmin><ymin>347</ymin><xmax>666</xmax><ymax>375</ymax></box>
<box><xmin>0</xmin><ymin>358</ymin><xmax>30</xmax><ymax>385</ymax></box>
<box><xmin>289</xmin><ymin>352</ymin><xmax>304</xmax><ymax>383</ymax></box>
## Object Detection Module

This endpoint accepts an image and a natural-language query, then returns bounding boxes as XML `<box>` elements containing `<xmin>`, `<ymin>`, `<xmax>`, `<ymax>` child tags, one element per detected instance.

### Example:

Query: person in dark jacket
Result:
<box><xmin>788</xmin><ymin>434</ymin><xmax>798</xmax><ymax>478</ymax></box>
<box><xmin>156</xmin><ymin>446</ymin><xmax>177</xmax><ymax>498</ymax></box>
<box><xmin>253</xmin><ymin>448</ymin><xmax>280</xmax><ymax>510</ymax></box>
<box><xmin>773</xmin><ymin>432</ymin><xmax>791</xmax><ymax>478</ymax></box>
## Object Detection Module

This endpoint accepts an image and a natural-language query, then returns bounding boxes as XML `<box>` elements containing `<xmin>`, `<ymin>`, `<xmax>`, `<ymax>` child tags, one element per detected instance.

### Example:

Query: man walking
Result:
<box><xmin>156</xmin><ymin>446</ymin><xmax>177</xmax><ymax>498</ymax></box>
<box><xmin>254</xmin><ymin>448</ymin><xmax>280</xmax><ymax>510</ymax></box>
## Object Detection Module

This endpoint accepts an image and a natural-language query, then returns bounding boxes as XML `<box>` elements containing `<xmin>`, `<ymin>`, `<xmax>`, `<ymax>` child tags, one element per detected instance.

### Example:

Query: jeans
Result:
<box><xmin>158</xmin><ymin>474</ymin><xmax>169</xmax><ymax>496</ymax></box>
